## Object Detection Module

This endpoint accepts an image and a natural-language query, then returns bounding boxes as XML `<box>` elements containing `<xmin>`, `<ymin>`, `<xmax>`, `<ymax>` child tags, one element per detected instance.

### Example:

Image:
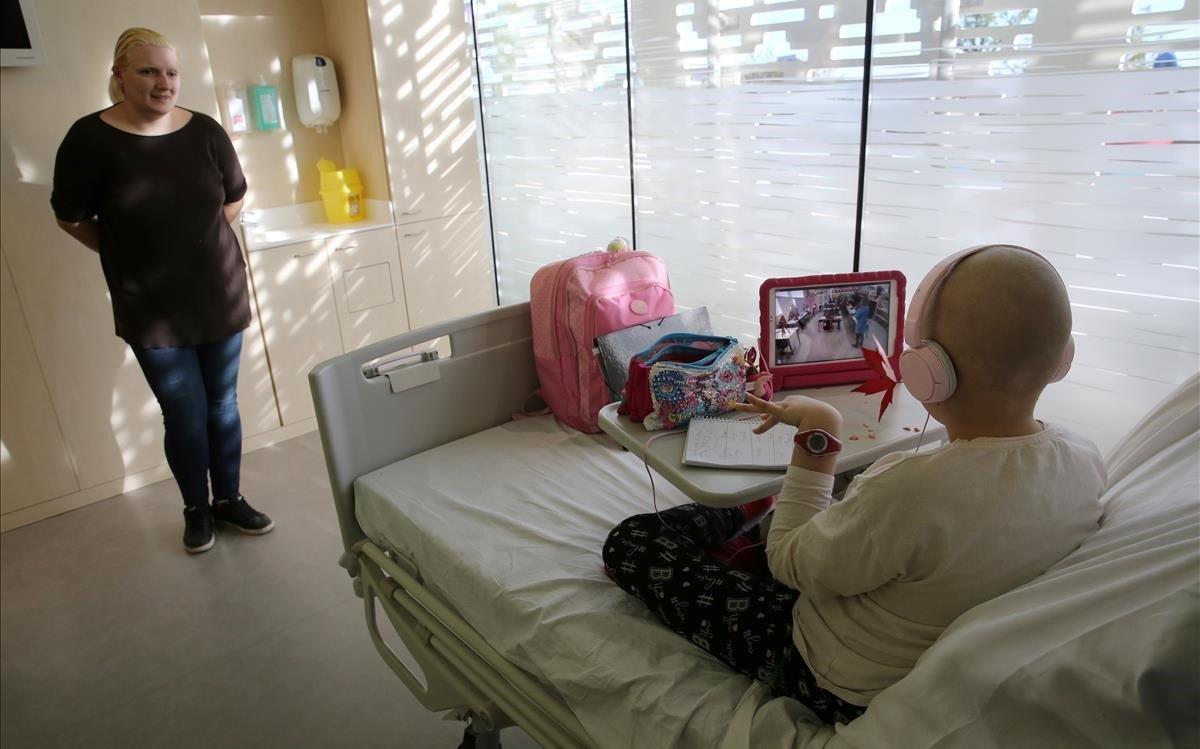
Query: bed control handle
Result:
<box><xmin>385</xmin><ymin>358</ymin><xmax>441</xmax><ymax>393</ymax></box>
<box><xmin>362</xmin><ymin>349</ymin><xmax>440</xmax><ymax>378</ymax></box>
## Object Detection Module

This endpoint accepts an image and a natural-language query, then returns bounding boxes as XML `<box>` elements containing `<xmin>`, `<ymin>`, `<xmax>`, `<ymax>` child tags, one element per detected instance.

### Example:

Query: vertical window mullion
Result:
<box><xmin>624</xmin><ymin>0</ymin><xmax>637</xmax><ymax>249</ymax></box>
<box><xmin>852</xmin><ymin>0</ymin><xmax>877</xmax><ymax>273</ymax></box>
<box><xmin>468</xmin><ymin>0</ymin><xmax>501</xmax><ymax>306</ymax></box>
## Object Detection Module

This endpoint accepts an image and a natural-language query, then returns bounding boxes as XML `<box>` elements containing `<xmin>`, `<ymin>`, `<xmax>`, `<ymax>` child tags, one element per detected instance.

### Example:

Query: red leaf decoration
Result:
<box><xmin>853</xmin><ymin>341</ymin><xmax>899</xmax><ymax>421</ymax></box>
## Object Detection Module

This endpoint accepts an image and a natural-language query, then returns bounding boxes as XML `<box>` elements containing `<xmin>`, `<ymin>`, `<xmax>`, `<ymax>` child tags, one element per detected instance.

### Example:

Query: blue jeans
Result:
<box><xmin>133</xmin><ymin>332</ymin><xmax>244</xmax><ymax>508</ymax></box>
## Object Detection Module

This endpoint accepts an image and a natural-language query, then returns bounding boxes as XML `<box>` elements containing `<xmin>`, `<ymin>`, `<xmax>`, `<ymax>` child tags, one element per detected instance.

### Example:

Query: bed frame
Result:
<box><xmin>309</xmin><ymin>302</ymin><xmax>598</xmax><ymax>749</ymax></box>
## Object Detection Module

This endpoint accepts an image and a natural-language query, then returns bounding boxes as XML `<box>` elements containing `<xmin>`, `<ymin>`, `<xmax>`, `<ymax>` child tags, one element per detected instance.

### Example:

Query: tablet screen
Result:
<box><xmin>770</xmin><ymin>281</ymin><xmax>896</xmax><ymax>366</ymax></box>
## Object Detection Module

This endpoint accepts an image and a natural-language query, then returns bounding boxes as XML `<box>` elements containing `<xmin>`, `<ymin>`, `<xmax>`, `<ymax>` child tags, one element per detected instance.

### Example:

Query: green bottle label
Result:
<box><xmin>258</xmin><ymin>92</ymin><xmax>278</xmax><ymax>126</ymax></box>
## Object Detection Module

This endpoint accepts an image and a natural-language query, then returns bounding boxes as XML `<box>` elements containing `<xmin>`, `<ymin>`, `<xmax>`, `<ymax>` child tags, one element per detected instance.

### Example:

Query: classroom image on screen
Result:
<box><xmin>773</xmin><ymin>283</ymin><xmax>890</xmax><ymax>365</ymax></box>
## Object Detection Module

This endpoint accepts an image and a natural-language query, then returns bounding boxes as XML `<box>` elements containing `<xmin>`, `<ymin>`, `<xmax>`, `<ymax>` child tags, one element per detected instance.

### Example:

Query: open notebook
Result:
<box><xmin>683</xmin><ymin>416</ymin><xmax>796</xmax><ymax>470</ymax></box>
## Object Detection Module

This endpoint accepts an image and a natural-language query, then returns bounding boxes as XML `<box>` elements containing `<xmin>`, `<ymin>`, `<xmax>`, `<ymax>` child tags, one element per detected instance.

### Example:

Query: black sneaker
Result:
<box><xmin>183</xmin><ymin>505</ymin><xmax>215</xmax><ymax>553</ymax></box>
<box><xmin>213</xmin><ymin>496</ymin><xmax>275</xmax><ymax>535</ymax></box>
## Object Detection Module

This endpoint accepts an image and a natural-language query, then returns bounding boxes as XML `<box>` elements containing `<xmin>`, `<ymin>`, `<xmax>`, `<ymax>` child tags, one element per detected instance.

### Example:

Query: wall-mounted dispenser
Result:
<box><xmin>293</xmin><ymin>55</ymin><xmax>341</xmax><ymax>134</ymax></box>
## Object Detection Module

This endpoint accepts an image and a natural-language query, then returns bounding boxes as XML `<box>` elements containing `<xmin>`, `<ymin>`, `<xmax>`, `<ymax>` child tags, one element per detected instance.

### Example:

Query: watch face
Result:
<box><xmin>796</xmin><ymin>429</ymin><xmax>840</xmax><ymax>456</ymax></box>
<box><xmin>806</xmin><ymin>431</ymin><xmax>829</xmax><ymax>453</ymax></box>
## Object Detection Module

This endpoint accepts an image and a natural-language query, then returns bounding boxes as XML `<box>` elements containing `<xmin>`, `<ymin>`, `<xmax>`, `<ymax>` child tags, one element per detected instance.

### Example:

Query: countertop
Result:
<box><xmin>241</xmin><ymin>200</ymin><xmax>395</xmax><ymax>251</ymax></box>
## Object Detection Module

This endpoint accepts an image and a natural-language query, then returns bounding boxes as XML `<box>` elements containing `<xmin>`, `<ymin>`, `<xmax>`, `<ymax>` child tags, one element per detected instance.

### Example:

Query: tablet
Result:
<box><xmin>759</xmin><ymin>271</ymin><xmax>906</xmax><ymax>391</ymax></box>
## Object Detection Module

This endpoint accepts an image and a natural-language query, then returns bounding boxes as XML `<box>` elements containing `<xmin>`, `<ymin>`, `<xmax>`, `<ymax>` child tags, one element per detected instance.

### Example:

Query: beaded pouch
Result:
<box><xmin>625</xmin><ymin>333</ymin><xmax>747</xmax><ymax>431</ymax></box>
<box><xmin>619</xmin><ymin>334</ymin><xmax>723</xmax><ymax>422</ymax></box>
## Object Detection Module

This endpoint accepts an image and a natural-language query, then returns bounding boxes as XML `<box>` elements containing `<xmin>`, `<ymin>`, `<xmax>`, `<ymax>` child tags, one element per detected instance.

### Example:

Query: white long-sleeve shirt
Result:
<box><xmin>766</xmin><ymin>423</ymin><xmax>1106</xmax><ymax>705</ymax></box>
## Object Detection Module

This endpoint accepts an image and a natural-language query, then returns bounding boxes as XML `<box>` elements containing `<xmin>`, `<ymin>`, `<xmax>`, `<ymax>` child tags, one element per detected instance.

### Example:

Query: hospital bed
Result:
<box><xmin>309</xmin><ymin>302</ymin><xmax>1198</xmax><ymax>748</ymax></box>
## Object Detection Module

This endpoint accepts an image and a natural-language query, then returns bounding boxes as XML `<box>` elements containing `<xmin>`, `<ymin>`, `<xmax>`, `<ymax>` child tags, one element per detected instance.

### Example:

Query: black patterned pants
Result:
<box><xmin>603</xmin><ymin>504</ymin><xmax>868</xmax><ymax>725</ymax></box>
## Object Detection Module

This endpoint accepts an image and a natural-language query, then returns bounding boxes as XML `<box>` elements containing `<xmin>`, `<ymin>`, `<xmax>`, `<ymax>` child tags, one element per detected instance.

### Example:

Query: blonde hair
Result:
<box><xmin>108</xmin><ymin>27</ymin><xmax>176</xmax><ymax>104</ymax></box>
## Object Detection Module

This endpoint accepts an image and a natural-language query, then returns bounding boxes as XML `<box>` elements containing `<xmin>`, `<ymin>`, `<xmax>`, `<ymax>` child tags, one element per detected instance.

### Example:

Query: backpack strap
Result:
<box><xmin>512</xmin><ymin>390</ymin><xmax>553</xmax><ymax>421</ymax></box>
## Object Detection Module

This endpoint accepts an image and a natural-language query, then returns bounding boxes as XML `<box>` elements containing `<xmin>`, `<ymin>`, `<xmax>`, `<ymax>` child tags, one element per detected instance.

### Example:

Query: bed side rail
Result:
<box><xmin>357</xmin><ymin>541</ymin><xmax>598</xmax><ymax>749</ymax></box>
<box><xmin>308</xmin><ymin>302</ymin><xmax>537</xmax><ymax>556</ymax></box>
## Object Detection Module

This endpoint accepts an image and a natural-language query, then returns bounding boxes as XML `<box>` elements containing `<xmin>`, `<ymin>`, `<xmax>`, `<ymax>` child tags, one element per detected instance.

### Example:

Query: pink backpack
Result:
<box><xmin>531</xmin><ymin>247</ymin><xmax>674</xmax><ymax>432</ymax></box>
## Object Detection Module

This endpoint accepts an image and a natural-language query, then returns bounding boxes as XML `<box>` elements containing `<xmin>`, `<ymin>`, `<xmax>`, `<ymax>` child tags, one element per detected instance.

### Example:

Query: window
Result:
<box><xmin>473</xmin><ymin>0</ymin><xmax>633</xmax><ymax>304</ymax></box>
<box><xmin>858</xmin><ymin>0</ymin><xmax>1200</xmax><ymax>453</ymax></box>
<box><xmin>628</xmin><ymin>0</ymin><xmax>867</xmax><ymax>339</ymax></box>
<box><xmin>457</xmin><ymin>0</ymin><xmax>1198</xmax><ymax>451</ymax></box>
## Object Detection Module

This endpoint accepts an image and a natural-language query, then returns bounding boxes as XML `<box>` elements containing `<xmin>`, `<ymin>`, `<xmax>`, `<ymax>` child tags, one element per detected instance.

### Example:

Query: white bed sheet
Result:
<box><xmin>354</xmin><ymin>416</ymin><xmax>815</xmax><ymax>749</ymax></box>
<box><xmin>354</xmin><ymin>375</ymin><xmax>1200</xmax><ymax>749</ymax></box>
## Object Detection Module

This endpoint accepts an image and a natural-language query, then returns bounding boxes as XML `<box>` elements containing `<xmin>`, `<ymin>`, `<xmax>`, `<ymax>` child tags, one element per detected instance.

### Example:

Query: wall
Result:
<box><xmin>198</xmin><ymin>0</ymin><xmax>347</xmax><ymax>209</ymax></box>
<box><xmin>322</xmin><ymin>0</ymin><xmax>390</xmax><ymax>202</ymax></box>
<box><xmin>0</xmin><ymin>0</ymin><xmax>281</xmax><ymax>530</ymax></box>
<box><xmin>0</xmin><ymin>250</ymin><xmax>77</xmax><ymax>509</ymax></box>
<box><xmin>0</xmin><ymin>0</ymin><xmax>485</xmax><ymax>530</ymax></box>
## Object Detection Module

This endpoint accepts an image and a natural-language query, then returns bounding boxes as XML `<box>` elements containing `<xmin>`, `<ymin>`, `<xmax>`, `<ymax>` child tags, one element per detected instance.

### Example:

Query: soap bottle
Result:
<box><xmin>223</xmin><ymin>82</ymin><xmax>248</xmax><ymax>134</ymax></box>
<box><xmin>249</xmin><ymin>75</ymin><xmax>281</xmax><ymax>131</ymax></box>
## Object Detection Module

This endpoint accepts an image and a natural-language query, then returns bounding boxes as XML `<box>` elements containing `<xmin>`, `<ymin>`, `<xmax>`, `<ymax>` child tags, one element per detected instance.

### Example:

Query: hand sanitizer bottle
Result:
<box><xmin>250</xmin><ymin>75</ymin><xmax>282</xmax><ymax>131</ymax></box>
<box><xmin>224</xmin><ymin>83</ymin><xmax>248</xmax><ymax>134</ymax></box>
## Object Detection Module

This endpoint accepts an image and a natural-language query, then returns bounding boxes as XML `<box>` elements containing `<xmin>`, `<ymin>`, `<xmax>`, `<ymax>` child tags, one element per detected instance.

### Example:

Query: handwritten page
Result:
<box><xmin>683</xmin><ymin>417</ymin><xmax>797</xmax><ymax>470</ymax></box>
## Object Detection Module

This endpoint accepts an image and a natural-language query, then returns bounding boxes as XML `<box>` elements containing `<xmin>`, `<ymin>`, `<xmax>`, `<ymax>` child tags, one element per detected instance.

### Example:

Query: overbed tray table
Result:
<box><xmin>598</xmin><ymin>383</ymin><xmax>945</xmax><ymax>507</ymax></box>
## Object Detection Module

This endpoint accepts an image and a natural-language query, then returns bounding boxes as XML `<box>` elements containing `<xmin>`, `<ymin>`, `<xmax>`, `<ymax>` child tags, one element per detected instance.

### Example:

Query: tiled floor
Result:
<box><xmin>0</xmin><ymin>431</ymin><xmax>539</xmax><ymax>749</ymax></box>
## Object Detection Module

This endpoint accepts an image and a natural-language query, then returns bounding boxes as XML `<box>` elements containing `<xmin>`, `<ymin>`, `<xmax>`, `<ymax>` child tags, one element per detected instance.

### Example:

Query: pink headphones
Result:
<box><xmin>899</xmin><ymin>244</ymin><xmax>1075</xmax><ymax>404</ymax></box>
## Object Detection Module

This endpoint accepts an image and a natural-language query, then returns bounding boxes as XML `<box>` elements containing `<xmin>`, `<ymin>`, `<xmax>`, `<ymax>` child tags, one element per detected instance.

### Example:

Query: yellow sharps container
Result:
<box><xmin>317</xmin><ymin>158</ymin><xmax>365</xmax><ymax>223</ymax></box>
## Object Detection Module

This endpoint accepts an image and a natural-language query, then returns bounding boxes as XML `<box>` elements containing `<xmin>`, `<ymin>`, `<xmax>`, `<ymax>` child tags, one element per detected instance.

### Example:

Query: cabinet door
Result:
<box><xmin>327</xmin><ymin>228</ymin><xmax>410</xmax><ymax>350</ymax></box>
<box><xmin>396</xmin><ymin>210</ymin><xmax>497</xmax><ymax>331</ymax></box>
<box><xmin>233</xmin><ymin>227</ymin><xmax>283</xmax><ymax>437</ymax></box>
<box><xmin>247</xmin><ymin>240</ymin><xmax>344</xmax><ymax>425</ymax></box>
<box><xmin>0</xmin><ymin>251</ymin><xmax>79</xmax><ymax>514</ymax></box>
<box><xmin>367</xmin><ymin>0</ymin><xmax>484</xmax><ymax>224</ymax></box>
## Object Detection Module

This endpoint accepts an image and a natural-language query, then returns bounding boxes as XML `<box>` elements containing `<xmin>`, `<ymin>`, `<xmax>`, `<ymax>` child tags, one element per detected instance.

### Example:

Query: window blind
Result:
<box><xmin>858</xmin><ymin>0</ymin><xmax>1199</xmax><ymax>454</ymax></box>
<box><xmin>453</xmin><ymin>0</ymin><xmax>1199</xmax><ymax>451</ymax></box>
<box><xmin>472</xmin><ymin>0</ymin><xmax>633</xmax><ymax>304</ymax></box>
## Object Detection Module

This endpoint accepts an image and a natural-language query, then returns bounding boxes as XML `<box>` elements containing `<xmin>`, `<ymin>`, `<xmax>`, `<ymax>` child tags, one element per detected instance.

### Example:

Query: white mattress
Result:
<box><xmin>354</xmin><ymin>376</ymin><xmax>1200</xmax><ymax>749</ymax></box>
<box><xmin>354</xmin><ymin>415</ymin><xmax>808</xmax><ymax>749</ymax></box>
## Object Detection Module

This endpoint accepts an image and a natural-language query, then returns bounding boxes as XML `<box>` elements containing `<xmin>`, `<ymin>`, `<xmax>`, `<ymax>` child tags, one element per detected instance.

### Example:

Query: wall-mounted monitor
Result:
<box><xmin>2</xmin><ymin>0</ymin><xmax>45</xmax><ymax>67</ymax></box>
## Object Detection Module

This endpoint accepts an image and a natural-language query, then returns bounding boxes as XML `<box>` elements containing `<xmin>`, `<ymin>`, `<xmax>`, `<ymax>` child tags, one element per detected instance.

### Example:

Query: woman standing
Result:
<box><xmin>51</xmin><ymin>28</ymin><xmax>273</xmax><ymax>553</ymax></box>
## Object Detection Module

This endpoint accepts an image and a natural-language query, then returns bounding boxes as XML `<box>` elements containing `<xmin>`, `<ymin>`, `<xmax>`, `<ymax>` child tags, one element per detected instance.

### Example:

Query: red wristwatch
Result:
<box><xmin>794</xmin><ymin>428</ymin><xmax>842</xmax><ymax>457</ymax></box>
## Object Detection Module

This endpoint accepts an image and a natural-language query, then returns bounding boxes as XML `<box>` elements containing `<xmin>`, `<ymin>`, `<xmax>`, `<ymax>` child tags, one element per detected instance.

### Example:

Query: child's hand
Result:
<box><xmin>732</xmin><ymin>393</ymin><xmax>843</xmax><ymax>435</ymax></box>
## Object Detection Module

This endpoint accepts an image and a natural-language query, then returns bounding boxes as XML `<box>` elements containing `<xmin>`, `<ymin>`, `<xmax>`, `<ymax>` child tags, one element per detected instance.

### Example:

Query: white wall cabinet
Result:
<box><xmin>248</xmin><ymin>238</ymin><xmax>347</xmax><ymax>425</ymax></box>
<box><xmin>366</xmin><ymin>0</ymin><xmax>497</xmax><ymax>331</ymax></box>
<box><xmin>327</xmin><ymin>227</ymin><xmax>410</xmax><ymax>351</ymax></box>
<box><xmin>367</xmin><ymin>0</ymin><xmax>485</xmax><ymax>225</ymax></box>
<box><xmin>249</xmin><ymin>226</ymin><xmax>413</xmax><ymax>425</ymax></box>
<box><xmin>396</xmin><ymin>210</ymin><xmax>496</xmax><ymax>330</ymax></box>
<box><xmin>0</xmin><ymin>250</ymin><xmax>79</xmax><ymax>514</ymax></box>
<box><xmin>231</xmin><ymin>230</ymin><xmax>290</xmax><ymax>441</ymax></box>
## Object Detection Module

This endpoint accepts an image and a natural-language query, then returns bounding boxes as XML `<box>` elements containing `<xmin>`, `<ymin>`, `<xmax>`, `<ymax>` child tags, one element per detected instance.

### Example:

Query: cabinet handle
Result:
<box><xmin>333</xmin><ymin>243</ymin><xmax>359</xmax><ymax>252</ymax></box>
<box><xmin>402</xmin><ymin>231</ymin><xmax>427</xmax><ymax>238</ymax></box>
<box><xmin>292</xmin><ymin>250</ymin><xmax>322</xmax><ymax>259</ymax></box>
<box><xmin>399</xmin><ymin>210</ymin><xmax>421</xmax><ymax>216</ymax></box>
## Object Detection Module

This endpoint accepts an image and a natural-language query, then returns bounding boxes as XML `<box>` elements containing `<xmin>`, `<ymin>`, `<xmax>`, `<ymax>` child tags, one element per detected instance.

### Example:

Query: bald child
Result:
<box><xmin>736</xmin><ymin>245</ymin><xmax>1106</xmax><ymax>709</ymax></box>
<box><xmin>604</xmin><ymin>245</ymin><xmax>1106</xmax><ymax>724</ymax></box>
